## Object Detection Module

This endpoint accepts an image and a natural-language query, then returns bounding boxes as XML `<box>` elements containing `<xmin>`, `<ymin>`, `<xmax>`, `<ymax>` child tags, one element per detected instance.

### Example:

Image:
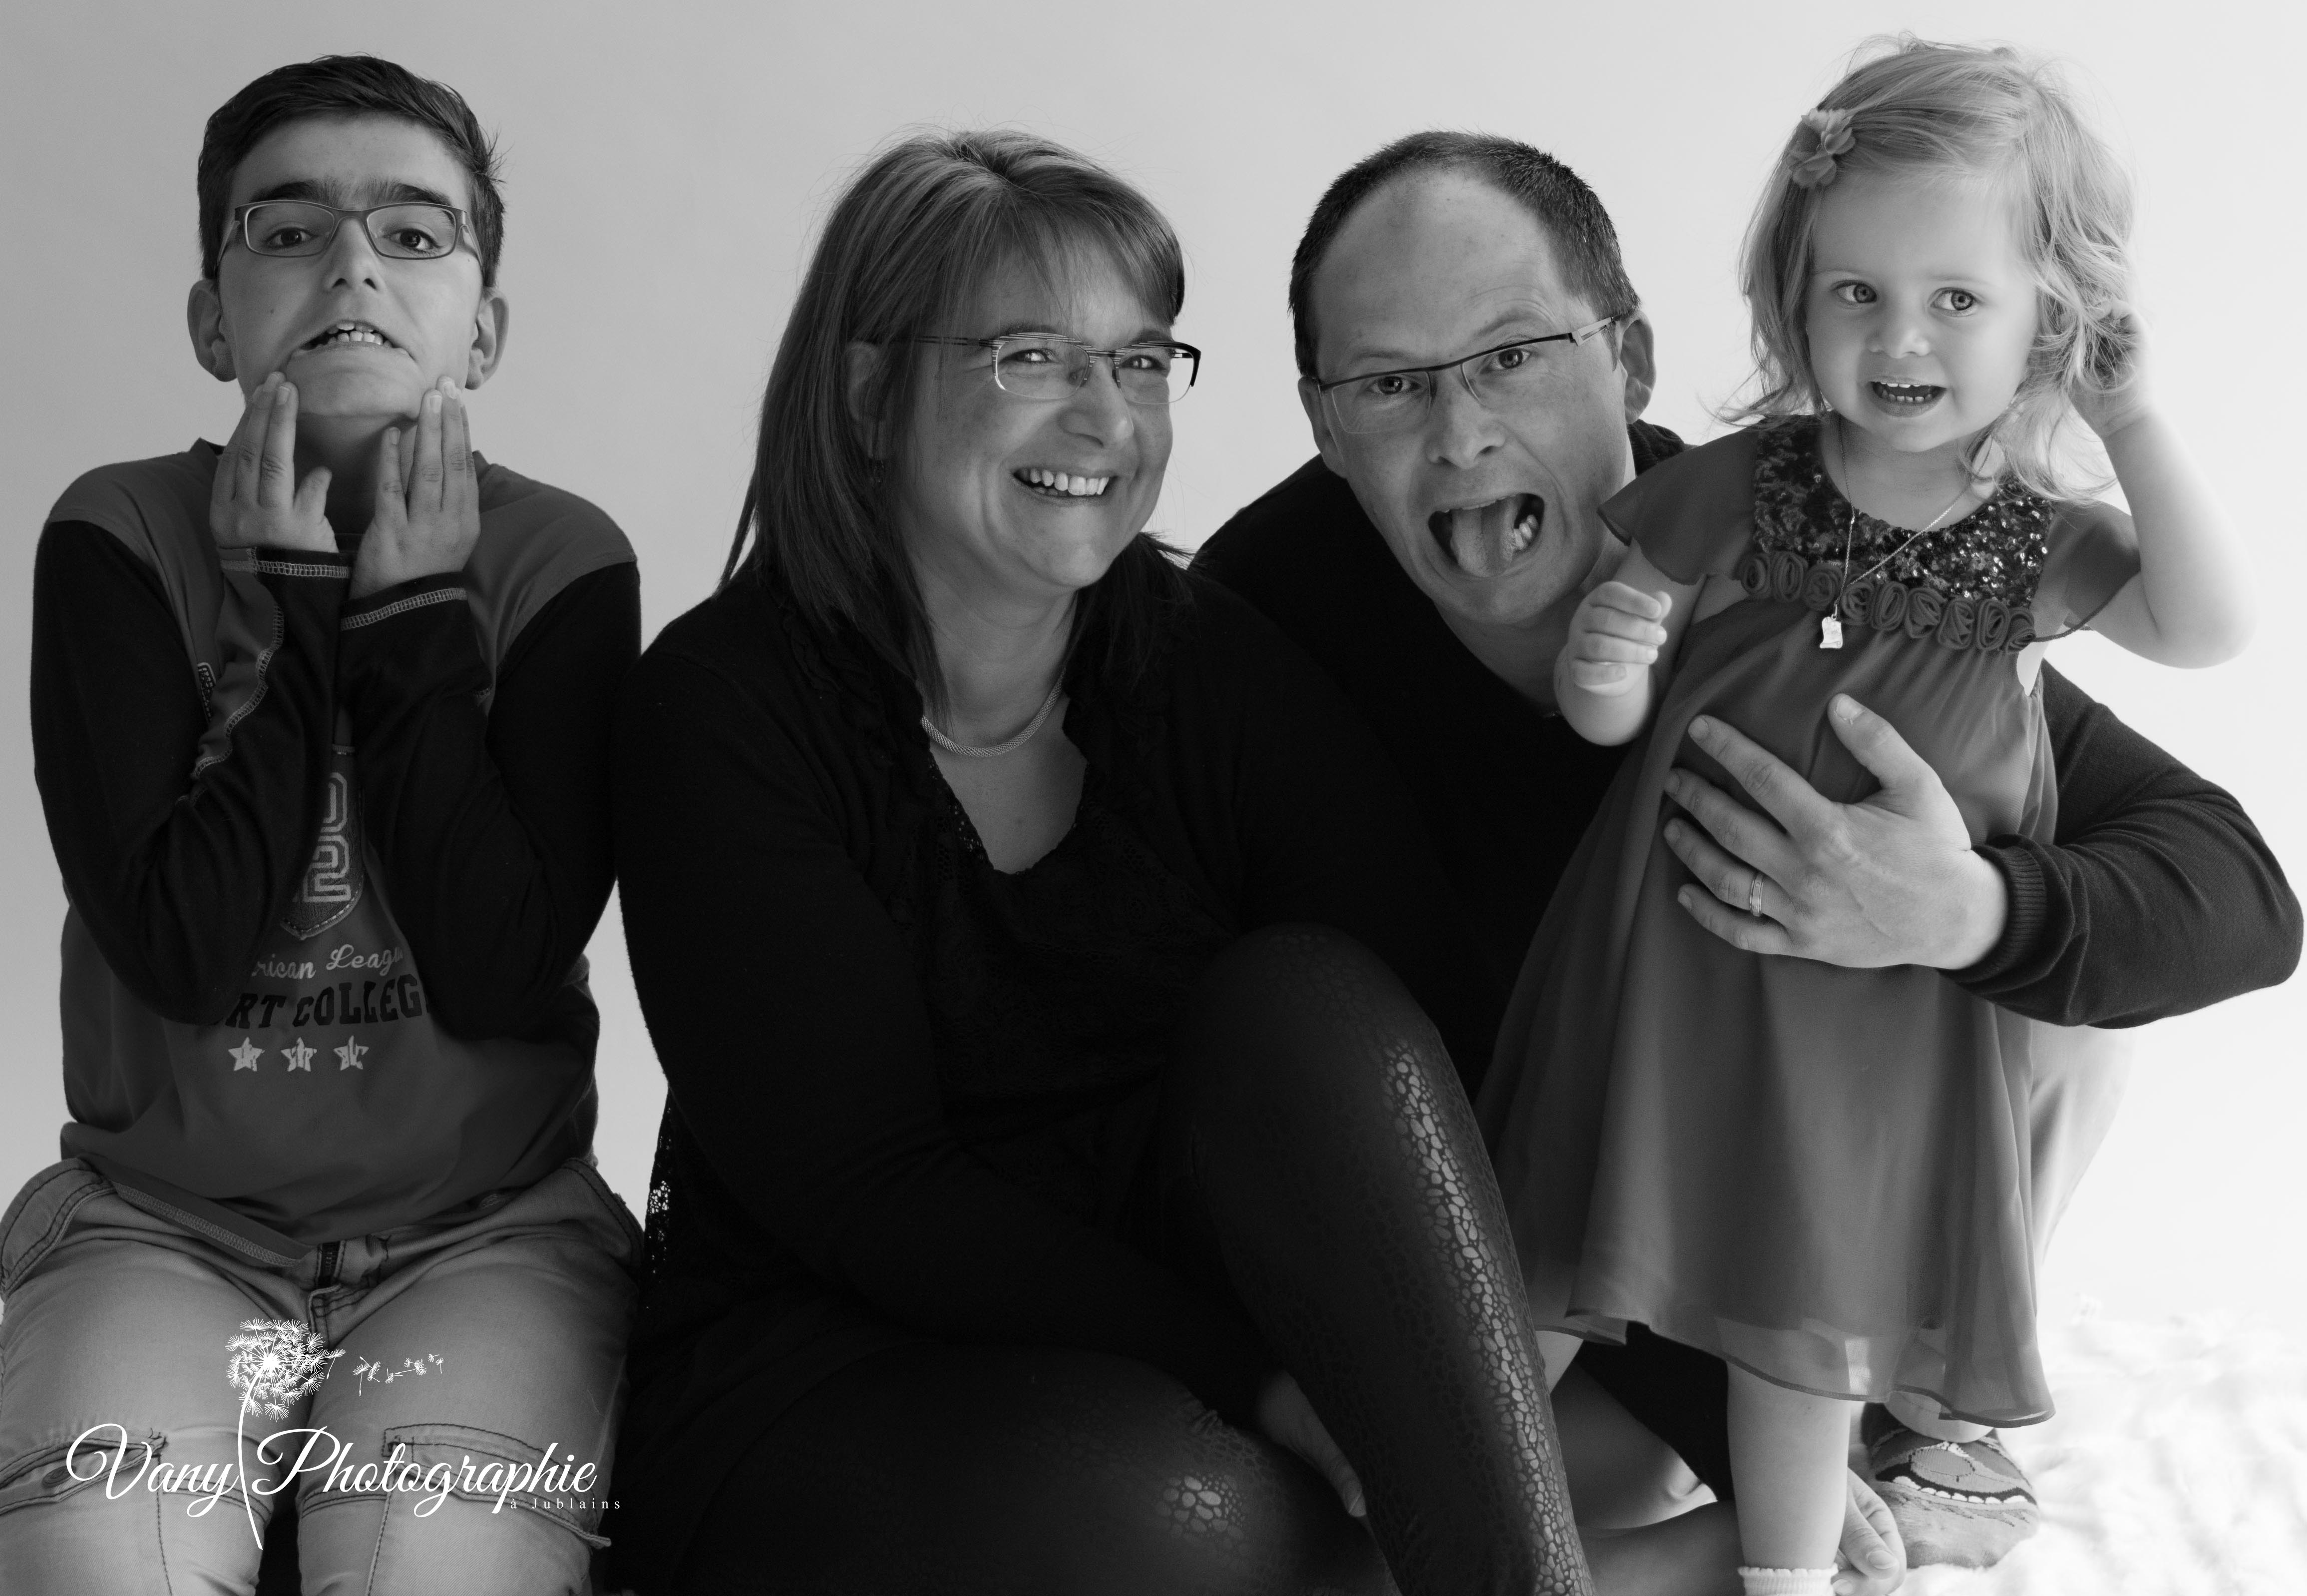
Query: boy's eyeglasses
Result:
<box><xmin>907</xmin><ymin>335</ymin><xmax>1201</xmax><ymax>406</ymax></box>
<box><xmin>1311</xmin><ymin>313</ymin><xmax>1629</xmax><ymax>435</ymax></box>
<box><xmin>228</xmin><ymin>200</ymin><xmax>472</xmax><ymax>262</ymax></box>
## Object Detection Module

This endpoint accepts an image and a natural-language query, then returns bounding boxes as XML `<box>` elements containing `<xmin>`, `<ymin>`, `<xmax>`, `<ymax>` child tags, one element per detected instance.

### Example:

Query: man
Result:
<box><xmin>1195</xmin><ymin>132</ymin><xmax>2299</xmax><ymax>1586</ymax></box>
<box><xmin>1</xmin><ymin>57</ymin><xmax>638</xmax><ymax>1594</ymax></box>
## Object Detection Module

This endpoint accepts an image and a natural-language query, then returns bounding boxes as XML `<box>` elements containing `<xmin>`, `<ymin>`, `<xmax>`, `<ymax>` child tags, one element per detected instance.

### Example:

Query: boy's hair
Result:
<box><xmin>723</xmin><ymin>128</ymin><xmax>1189</xmax><ymax>715</ymax></box>
<box><xmin>1733</xmin><ymin>37</ymin><xmax>2133</xmax><ymax>499</ymax></box>
<box><xmin>197</xmin><ymin>55</ymin><xmax>506</xmax><ymax>287</ymax></box>
<box><xmin>1289</xmin><ymin>131</ymin><xmax>1639</xmax><ymax>379</ymax></box>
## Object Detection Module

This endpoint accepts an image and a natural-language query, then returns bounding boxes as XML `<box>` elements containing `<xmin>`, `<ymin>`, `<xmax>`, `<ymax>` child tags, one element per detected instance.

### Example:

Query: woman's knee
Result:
<box><xmin>680</xmin><ymin>1345</ymin><xmax>1385</xmax><ymax>1596</ymax></box>
<box><xmin>1172</xmin><ymin>923</ymin><xmax>1448</xmax><ymax>1117</ymax></box>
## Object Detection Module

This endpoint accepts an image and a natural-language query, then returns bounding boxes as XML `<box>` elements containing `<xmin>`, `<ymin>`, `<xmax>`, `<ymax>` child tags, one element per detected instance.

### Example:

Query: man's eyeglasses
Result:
<box><xmin>228</xmin><ymin>200</ymin><xmax>473</xmax><ymax>262</ymax></box>
<box><xmin>1311</xmin><ymin>313</ymin><xmax>1630</xmax><ymax>436</ymax></box>
<box><xmin>909</xmin><ymin>334</ymin><xmax>1201</xmax><ymax>406</ymax></box>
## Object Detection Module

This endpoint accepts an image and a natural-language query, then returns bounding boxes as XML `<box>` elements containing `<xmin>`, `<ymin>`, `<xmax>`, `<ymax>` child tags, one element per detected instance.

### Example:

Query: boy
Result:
<box><xmin>1</xmin><ymin>56</ymin><xmax>639</xmax><ymax>1594</ymax></box>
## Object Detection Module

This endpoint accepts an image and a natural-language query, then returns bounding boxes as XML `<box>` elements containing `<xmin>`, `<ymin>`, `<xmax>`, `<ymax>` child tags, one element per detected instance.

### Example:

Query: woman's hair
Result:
<box><xmin>1731</xmin><ymin>37</ymin><xmax>2133</xmax><ymax>498</ymax></box>
<box><xmin>726</xmin><ymin>129</ymin><xmax>1190</xmax><ymax>708</ymax></box>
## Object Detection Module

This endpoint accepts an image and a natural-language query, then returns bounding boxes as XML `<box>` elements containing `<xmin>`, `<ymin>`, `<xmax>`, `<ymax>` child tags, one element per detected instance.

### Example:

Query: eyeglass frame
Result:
<box><xmin>1308</xmin><ymin>312</ymin><xmax>1632</xmax><ymax>434</ymax></box>
<box><xmin>904</xmin><ymin>334</ymin><xmax>1203</xmax><ymax>405</ymax></box>
<box><xmin>225</xmin><ymin>199</ymin><xmax>477</xmax><ymax>264</ymax></box>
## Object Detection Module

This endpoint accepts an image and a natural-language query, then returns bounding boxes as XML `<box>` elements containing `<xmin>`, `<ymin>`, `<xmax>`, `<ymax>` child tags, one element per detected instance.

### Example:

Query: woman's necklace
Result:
<box><xmin>1819</xmin><ymin>418</ymin><xmax>1977</xmax><ymax>650</ymax></box>
<box><xmin>920</xmin><ymin>677</ymin><xmax>1064</xmax><ymax>759</ymax></box>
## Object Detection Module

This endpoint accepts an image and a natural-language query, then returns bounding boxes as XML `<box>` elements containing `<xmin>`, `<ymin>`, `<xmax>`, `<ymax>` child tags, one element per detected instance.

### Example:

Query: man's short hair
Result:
<box><xmin>197</xmin><ymin>55</ymin><xmax>506</xmax><ymax>287</ymax></box>
<box><xmin>1288</xmin><ymin>131</ymin><xmax>1638</xmax><ymax>378</ymax></box>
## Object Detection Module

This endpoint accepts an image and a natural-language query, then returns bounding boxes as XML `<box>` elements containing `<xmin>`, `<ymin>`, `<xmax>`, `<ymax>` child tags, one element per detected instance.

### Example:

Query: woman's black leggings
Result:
<box><xmin>675</xmin><ymin>926</ymin><xmax>1590</xmax><ymax>1596</ymax></box>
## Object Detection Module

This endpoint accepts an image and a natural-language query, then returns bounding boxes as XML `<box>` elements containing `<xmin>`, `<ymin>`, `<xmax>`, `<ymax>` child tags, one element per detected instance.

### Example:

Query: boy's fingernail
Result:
<box><xmin>426</xmin><ymin>391</ymin><xmax>442</xmax><ymax>413</ymax></box>
<box><xmin>1689</xmin><ymin>717</ymin><xmax>1716</xmax><ymax>742</ymax></box>
<box><xmin>1867</xmin><ymin>1550</ymin><xmax>1895</xmax><ymax>1569</ymax></box>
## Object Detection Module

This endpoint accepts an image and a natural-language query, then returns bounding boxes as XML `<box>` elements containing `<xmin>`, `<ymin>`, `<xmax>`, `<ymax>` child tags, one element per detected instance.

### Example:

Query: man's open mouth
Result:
<box><xmin>1868</xmin><ymin>380</ymin><xmax>1944</xmax><ymax>409</ymax></box>
<box><xmin>1429</xmin><ymin>492</ymin><xmax>1544</xmax><ymax>578</ymax></box>
<box><xmin>302</xmin><ymin>322</ymin><xmax>395</xmax><ymax>351</ymax></box>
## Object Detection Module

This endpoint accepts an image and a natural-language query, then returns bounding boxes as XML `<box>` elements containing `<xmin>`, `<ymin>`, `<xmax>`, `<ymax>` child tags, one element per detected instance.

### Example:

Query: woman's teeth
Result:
<box><xmin>1019</xmin><ymin>467</ymin><xmax>1112</xmax><ymax>497</ymax></box>
<box><xmin>1870</xmin><ymin>380</ymin><xmax>1944</xmax><ymax>407</ymax></box>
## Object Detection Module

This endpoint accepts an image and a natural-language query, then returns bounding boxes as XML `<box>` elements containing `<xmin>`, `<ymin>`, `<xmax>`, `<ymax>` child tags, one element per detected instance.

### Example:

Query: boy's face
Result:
<box><xmin>188</xmin><ymin>114</ymin><xmax>506</xmax><ymax>418</ymax></box>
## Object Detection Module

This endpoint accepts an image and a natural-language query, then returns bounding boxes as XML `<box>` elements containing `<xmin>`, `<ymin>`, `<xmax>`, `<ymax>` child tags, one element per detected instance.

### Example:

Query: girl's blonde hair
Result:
<box><xmin>1731</xmin><ymin>37</ymin><xmax>2133</xmax><ymax>498</ymax></box>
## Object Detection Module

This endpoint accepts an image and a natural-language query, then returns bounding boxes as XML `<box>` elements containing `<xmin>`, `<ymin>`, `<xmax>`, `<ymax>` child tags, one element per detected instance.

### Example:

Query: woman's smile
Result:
<box><xmin>1013</xmin><ymin>465</ymin><xmax>1117</xmax><ymax>499</ymax></box>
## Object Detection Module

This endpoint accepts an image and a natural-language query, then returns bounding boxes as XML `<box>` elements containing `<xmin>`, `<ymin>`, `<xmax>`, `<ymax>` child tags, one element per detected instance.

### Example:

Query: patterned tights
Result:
<box><xmin>675</xmin><ymin>926</ymin><xmax>1591</xmax><ymax>1596</ymax></box>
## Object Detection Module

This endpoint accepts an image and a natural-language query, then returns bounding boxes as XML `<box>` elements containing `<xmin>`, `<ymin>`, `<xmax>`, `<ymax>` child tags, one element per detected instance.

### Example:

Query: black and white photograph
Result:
<box><xmin>0</xmin><ymin>2</ymin><xmax>2300</xmax><ymax>1592</ymax></box>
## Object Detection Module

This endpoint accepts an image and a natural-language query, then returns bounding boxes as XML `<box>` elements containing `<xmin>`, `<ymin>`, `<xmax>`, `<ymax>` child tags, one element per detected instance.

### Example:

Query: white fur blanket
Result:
<box><xmin>1903</xmin><ymin>1307</ymin><xmax>2307</xmax><ymax>1595</ymax></box>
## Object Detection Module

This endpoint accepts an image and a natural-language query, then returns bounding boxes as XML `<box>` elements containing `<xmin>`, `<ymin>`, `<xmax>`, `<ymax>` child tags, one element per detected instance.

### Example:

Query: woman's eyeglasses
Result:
<box><xmin>908</xmin><ymin>335</ymin><xmax>1201</xmax><ymax>406</ymax></box>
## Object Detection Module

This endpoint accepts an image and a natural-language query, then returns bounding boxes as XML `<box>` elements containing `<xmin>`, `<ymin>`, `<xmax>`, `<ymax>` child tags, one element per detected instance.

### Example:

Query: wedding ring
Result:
<box><xmin>1745</xmin><ymin>870</ymin><xmax>1767</xmax><ymax>917</ymax></box>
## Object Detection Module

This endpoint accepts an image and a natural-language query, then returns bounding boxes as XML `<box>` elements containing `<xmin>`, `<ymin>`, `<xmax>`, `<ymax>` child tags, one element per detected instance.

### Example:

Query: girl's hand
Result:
<box><xmin>1564</xmin><ymin>582</ymin><xmax>1673</xmax><ymax>696</ymax></box>
<box><xmin>208</xmin><ymin>373</ymin><xmax>335</xmax><ymax>553</ymax></box>
<box><xmin>1254</xmin><ymin>1369</ymin><xmax>1365</xmax><ymax>1519</ymax></box>
<box><xmin>2074</xmin><ymin>302</ymin><xmax>2153</xmax><ymax>440</ymax></box>
<box><xmin>352</xmin><ymin>379</ymin><xmax>481</xmax><ymax>600</ymax></box>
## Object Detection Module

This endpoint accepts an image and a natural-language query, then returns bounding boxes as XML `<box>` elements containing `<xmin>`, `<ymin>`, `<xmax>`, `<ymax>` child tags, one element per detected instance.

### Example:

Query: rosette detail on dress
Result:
<box><xmin>1734</xmin><ymin>549</ymin><xmax>2040</xmax><ymax>656</ymax></box>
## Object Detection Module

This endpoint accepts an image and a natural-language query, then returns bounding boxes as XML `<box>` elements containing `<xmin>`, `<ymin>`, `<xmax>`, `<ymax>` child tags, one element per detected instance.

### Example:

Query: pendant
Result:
<box><xmin>1820</xmin><ymin>615</ymin><xmax>1844</xmax><ymax>649</ymax></box>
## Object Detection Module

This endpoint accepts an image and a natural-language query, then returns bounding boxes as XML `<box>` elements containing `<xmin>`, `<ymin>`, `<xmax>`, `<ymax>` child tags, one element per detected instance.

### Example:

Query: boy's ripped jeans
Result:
<box><xmin>0</xmin><ymin>1156</ymin><xmax>640</xmax><ymax>1596</ymax></box>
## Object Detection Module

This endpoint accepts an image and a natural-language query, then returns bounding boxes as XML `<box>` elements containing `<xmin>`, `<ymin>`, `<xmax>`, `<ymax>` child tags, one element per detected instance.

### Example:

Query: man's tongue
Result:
<box><xmin>1442</xmin><ymin>495</ymin><xmax>1537</xmax><ymax>579</ymax></box>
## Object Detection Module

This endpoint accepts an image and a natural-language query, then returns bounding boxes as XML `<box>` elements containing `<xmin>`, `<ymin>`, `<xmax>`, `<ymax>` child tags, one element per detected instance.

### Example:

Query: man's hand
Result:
<box><xmin>1660</xmin><ymin>695</ymin><xmax>2008</xmax><ymax>970</ymax></box>
<box><xmin>208</xmin><ymin>373</ymin><xmax>335</xmax><ymax>554</ymax></box>
<box><xmin>1255</xmin><ymin>1369</ymin><xmax>1365</xmax><ymax>1519</ymax></box>
<box><xmin>1563</xmin><ymin>582</ymin><xmax>1671</xmax><ymax>696</ymax></box>
<box><xmin>352</xmin><ymin>379</ymin><xmax>480</xmax><ymax>600</ymax></box>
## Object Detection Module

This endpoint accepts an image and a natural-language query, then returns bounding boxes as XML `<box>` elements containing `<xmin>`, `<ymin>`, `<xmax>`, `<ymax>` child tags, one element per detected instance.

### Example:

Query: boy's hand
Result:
<box><xmin>208</xmin><ymin>373</ymin><xmax>335</xmax><ymax>554</ymax></box>
<box><xmin>353</xmin><ymin>379</ymin><xmax>481</xmax><ymax>600</ymax></box>
<box><xmin>1563</xmin><ymin>581</ymin><xmax>1672</xmax><ymax>696</ymax></box>
<box><xmin>2075</xmin><ymin>302</ymin><xmax>2153</xmax><ymax>440</ymax></box>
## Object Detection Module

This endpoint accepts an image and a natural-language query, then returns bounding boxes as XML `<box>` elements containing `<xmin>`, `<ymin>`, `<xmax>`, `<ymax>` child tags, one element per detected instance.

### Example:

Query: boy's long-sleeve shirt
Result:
<box><xmin>32</xmin><ymin>443</ymin><xmax>637</xmax><ymax>1252</ymax></box>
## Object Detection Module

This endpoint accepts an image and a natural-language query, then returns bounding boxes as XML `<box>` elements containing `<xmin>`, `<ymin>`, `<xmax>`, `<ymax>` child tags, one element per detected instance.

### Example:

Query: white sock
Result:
<box><xmin>1739</xmin><ymin>1568</ymin><xmax>1837</xmax><ymax>1596</ymax></box>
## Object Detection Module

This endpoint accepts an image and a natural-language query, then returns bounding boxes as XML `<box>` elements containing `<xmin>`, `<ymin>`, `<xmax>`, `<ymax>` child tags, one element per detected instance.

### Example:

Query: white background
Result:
<box><xmin>2</xmin><ymin>0</ymin><xmax>2299</xmax><ymax>1339</ymax></box>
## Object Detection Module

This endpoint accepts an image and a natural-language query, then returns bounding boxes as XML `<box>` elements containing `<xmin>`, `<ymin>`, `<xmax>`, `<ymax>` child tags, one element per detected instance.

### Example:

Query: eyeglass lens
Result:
<box><xmin>1328</xmin><ymin>340</ymin><xmax>1579</xmax><ymax>434</ymax></box>
<box><xmin>989</xmin><ymin>337</ymin><xmax>1196</xmax><ymax>405</ymax></box>
<box><xmin>241</xmin><ymin>201</ymin><xmax>463</xmax><ymax>261</ymax></box>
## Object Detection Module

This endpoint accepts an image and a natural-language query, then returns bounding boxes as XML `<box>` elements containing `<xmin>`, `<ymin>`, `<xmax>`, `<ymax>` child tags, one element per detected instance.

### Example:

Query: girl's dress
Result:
<box><xmin>1478</xmin><ymin>416</ymin><xmax>2136</xmax><ymax>1424</ymax></box>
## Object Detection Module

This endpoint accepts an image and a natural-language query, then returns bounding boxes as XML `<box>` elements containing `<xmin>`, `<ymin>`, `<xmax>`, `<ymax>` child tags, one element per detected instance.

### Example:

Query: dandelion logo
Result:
<box><xmin>225</xmin><ymin>1318</ymin><xmax>342</xmax><ymax>1550</ymax></box>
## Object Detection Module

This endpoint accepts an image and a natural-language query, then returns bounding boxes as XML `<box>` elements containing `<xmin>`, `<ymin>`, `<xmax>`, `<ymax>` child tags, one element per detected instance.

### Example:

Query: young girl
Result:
<box><xmin>1477</xmin><ymin>39</ymin><xmax>2253</xmax><ymax>1596</ymax></box>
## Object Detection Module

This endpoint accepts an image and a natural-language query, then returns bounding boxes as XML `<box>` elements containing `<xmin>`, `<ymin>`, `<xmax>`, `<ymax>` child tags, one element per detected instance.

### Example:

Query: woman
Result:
<box><xmin>606</xmin><ymin>130</ymin><xmax>1590</xmax><ymax>1595</ymax></box>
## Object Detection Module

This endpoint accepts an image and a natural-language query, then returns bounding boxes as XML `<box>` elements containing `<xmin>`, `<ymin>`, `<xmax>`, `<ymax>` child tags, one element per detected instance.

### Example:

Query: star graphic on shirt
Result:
<box><xmin>229</xmin><ymin>1037</ymin><xmax>263</xmax><ymax>1072</ymax></box>
<box><xmin>282</xmin><ymin>1038</ymin><xmax>317</xmax><ymax>1072</ymax></box>
<box><xmin>335</xmin><ymin>1035</ymin><xmax>368</xmax><ymax>1071</ymax></box>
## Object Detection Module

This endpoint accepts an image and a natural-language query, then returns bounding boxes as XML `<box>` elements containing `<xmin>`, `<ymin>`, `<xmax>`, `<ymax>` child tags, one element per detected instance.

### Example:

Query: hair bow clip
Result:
<box><xmin>1790</xmin><ymin>107</ymin><xmax>1857</xmax><ymax>190</ymax></box>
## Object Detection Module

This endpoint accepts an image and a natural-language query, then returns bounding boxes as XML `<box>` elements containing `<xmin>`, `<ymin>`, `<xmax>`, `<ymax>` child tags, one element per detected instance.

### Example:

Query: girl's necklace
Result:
<box><xmin>921</xmin><ymin>677</ymin><xmax>1064</xmax><ymax>758</ymax></box>
<box><xmin>1820</xmin><ymin>418</ymin><xmax>1978</xmax><ymax>650</ymax></box>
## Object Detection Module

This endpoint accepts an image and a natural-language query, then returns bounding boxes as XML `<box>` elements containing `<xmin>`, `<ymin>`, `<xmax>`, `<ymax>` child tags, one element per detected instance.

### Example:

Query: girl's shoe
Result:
<box><xmin>1859</xmin><ymin>1404</ymin><xmax>2041</xmax><ymax>1568</ymax></box>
